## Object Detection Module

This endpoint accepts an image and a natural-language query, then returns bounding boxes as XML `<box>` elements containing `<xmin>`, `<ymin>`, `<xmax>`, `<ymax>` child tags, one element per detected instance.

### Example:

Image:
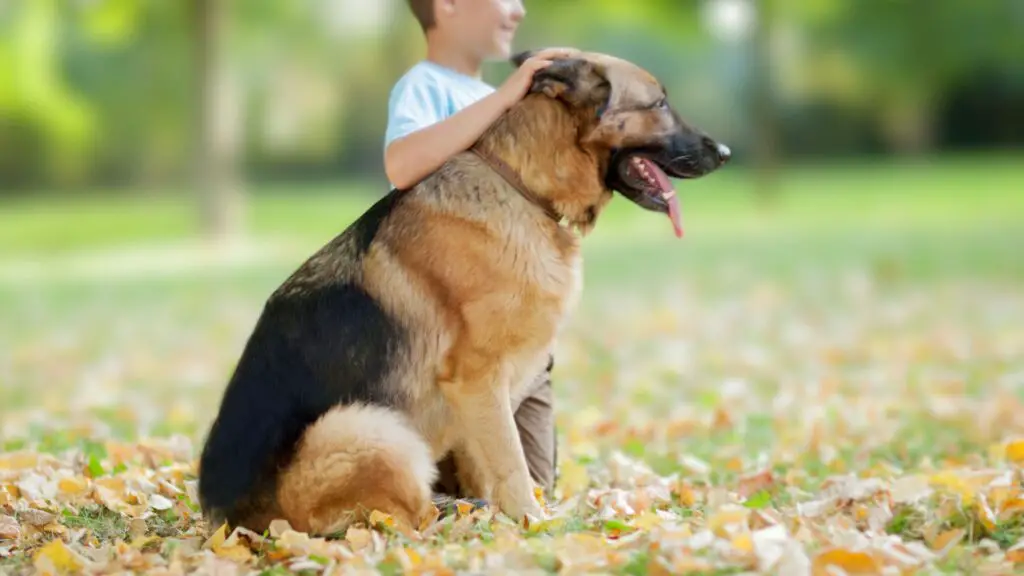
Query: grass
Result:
<box><xmin>2</xmin><ymin>154</ymin><xmax>1021</xmax><ymax>258</ymax></box>
<box><xmin>1</xmin><ymin>154</ymin><xmax>1024</xmax><ymax>573</ymax></box>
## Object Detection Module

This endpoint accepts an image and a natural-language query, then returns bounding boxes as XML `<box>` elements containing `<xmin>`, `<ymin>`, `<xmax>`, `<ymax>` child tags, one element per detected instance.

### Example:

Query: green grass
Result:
<box><xmin>2</xmin><ymin>154</ymin><xmax>1021</xmax><ymax>258</ymax></box>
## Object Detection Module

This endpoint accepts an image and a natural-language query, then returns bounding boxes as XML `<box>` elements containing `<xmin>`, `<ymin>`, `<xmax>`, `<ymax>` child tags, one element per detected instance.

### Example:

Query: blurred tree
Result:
<box><xmin>791</xmin><ymin>0</ymin><xmax>1023</xmax><ymax>154</ymax></box>
<box><xmin>191</xmin><ymin>0</ymin><xmax>242</xmax><ymax>239</ymax></box>
<box><xmin>0</xmin><ymin>0</ymin><xmax>95</xmax><ymax>188</ymax></box>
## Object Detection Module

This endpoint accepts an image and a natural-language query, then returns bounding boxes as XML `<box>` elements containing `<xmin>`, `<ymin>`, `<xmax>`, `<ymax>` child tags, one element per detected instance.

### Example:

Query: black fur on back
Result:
<box><xmin>197</xmin><ymin>188</ymin><xmax>411</xmax><ymax>528</ymax></box>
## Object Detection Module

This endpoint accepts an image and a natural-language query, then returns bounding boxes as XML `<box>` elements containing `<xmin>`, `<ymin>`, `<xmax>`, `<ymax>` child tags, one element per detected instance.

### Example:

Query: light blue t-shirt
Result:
<box><xmin>384</xmin><ymin>61</ymin><xmax>496</xmax><ymax>187</ymax></box>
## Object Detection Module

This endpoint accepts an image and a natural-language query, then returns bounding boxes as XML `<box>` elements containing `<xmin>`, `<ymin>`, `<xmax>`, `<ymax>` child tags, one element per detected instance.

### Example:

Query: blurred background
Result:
<box><xmin>0</xmin><ymin>0</ymin><xmax>1022</xmax><ymax>445</ymax></box>
<box><xmin>1</xmin><ymin>0</ymin><xmax>1021</xmax><ymax>237</ymax></box>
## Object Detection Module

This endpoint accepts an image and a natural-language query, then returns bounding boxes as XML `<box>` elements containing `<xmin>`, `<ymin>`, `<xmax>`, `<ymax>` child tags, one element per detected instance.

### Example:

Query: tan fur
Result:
<box><xmin>276</xmin><ymin>405</ymin><xmax>437</xmax><ymax>533</ymax></box>
<box><xmin>266</xmin><ymin>51</ymin><xmax>691</xmax><ymax>528</ymax></box>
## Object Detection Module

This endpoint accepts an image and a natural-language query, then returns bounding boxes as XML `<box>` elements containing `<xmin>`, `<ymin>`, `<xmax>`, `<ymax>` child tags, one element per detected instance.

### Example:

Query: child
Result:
<box><xmin>383</xmin><ymin>0</ymin><xmax>570</xmax><ymax>503</ymax></box>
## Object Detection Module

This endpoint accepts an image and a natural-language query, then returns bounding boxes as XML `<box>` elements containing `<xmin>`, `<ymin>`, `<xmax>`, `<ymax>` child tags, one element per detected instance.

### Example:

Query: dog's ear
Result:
<box><xmin>511</xmin><ymin>50</ymin><xmax>608</xmax><ymax>108</ymax></box>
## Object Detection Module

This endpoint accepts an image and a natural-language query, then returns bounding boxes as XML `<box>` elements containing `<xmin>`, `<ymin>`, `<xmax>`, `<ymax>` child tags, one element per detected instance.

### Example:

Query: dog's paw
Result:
<box><xmin>494</xmin><ymin>483</ymin><xmax>546</xmax><ymax>524</ymax></box>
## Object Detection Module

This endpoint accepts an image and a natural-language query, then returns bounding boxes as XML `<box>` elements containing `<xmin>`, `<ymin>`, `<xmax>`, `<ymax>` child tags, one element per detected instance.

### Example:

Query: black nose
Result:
<box><xmin>702</xmin><ymin>136</ymin><xmax>731</xmax><ymax>164</ymax></box>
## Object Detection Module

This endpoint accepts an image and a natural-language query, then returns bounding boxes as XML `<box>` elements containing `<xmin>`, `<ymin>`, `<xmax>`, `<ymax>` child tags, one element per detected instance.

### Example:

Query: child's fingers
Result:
<box><xmin>523</xmin><ymin>57</ymin><xmax>554</xmax><ymax>72</ymax></box>
<box><xmin>533</xmin><ymin>47</ymin><xmax>580</xmax><ymax>60</ymax></box>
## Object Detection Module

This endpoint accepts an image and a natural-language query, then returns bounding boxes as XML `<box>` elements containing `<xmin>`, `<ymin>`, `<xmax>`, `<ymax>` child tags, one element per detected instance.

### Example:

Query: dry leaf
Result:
<box><xmin>267</xmin><ymin>519</ymin><xmax>292</xmax><ymax>538</ymax></box>
<box><xmin>812</xmin><ymin>548</ymin><xmax>882</xmax><ymax>575</ymax></box>
<box><xmin>0</xmin><ymin>515</ymin><xmax>20</xmax><ymax>540</ymax></box>
<box><xmin>32</xmin><ymin>539</ymin><xmax>83</xmax><ymax>575</ymax></box>
<box><xmin>148</xmin><ymin>493</ymin><xmax>174</xmax><ymax>511</ymax></box>
<box><xmin>559</xmin><ymin>459</ymin><xmax>590</xmax><ymax>497</ymax></box>
<box><xmin>20</xmin><ymin>509</ymin><xmax>56</xmax><ymax>527</ymax></box>
<box><xmin>345</xmin><ymin>527</ymin><xmax>372</xmax><ymax>551</ymax></box>
<box><xmin>1005</xmin><ymin>439</ymin><xmax>1024</xmax><ymax>464</ymax></box>
<box><xmin>56</xmin><ymin>477</ymin><xmax>89</xmax><ymax>497</ymax></box>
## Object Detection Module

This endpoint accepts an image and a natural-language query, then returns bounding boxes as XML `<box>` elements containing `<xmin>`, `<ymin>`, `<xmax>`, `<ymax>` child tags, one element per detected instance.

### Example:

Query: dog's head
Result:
<box><xmin>510</xmin><ymin>49</ymin><xmax>730</xmax><ymax>237</ymax></box>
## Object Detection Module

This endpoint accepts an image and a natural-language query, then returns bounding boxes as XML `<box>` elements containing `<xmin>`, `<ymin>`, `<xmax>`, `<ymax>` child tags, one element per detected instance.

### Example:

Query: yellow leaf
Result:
<box><xmin>999</xmin><ymin>496</ymin><xmax>1024</xmax><ymax>520</ymax></box>
<box><xmin>672</xmin><ymin>481</ymin><xmax>696</xmax><ymax>506</ymax></box>
<box><xmin>558</xmin><ymin>459</ymin><xmax>590</xmax><ymax>498</ymax></box>
<box><xmin>731</xmin><ymin>532</ymin><xmax>754</xmax><ymax>554</ymax></box>
<box><xmin>369</xmin><ymin>509</ymin><xmax>395</xmax><ymax>529</ymax></box>
<box><xmin>976</xmin><ymin>494</ymin><xmax>997</xmax><ymax>532</ymax></box>
<box><xmin>32</xmin><ymin>539</ymin><xmax>82</xmax><ymax>575</ymax></box>
<box><xmin>41</xmin><ymin>522</ymin><xmax>67</xmax><ymax>536</ymax></box>
<box><xmin>419</xmin><ymin>504</ymin><xmax>440</xmax><ymax>531</ymax></box>
<box><xmin>1005</xmin><ymin>439</ymin><xmax>1024</xmax><ymax>464</ymax></box>
<box><xmin>94</xmin><ymin>477</ymin><xmax>126</xmax><ymax>491</ymax></box>
<box><xmin>930</xmin><ymin>528</ymin><xmax>964</xmax><ymax>553</ymax></box>
<box><xmin>214</xmin><ymin>544</ymin><xmax>253</xmax><ymax>562</ymax></box>
<box><xmin>526</xmin><ymin>517</ymin><xmax>567</xmax><ymax>534</ymax></box>
<box><xmin>708</xmin><ymin>506</ymin><xmax>749</xmax><ymax>537</ymax></box>
<box><xmin>929</xmin><ymin>472</ymin><xmax>975</xmax><ymax>505</ymax></box>
<box><xmin>203</xmin><ymin>522</ymin><xmax>229</xmax><ymax>550</ymax></box>
<box><xmin>130</xmin><ymin>535</ymin><xmax>157</xmax><ymax>550</ymax></box>
<box><xmin>811</xmin><ymin>548</ymin><xmax>881</xmax><ymax>575</ymax></box>
<box><xmin>345</xmin><ymin>527</ymin><xmax>372</xmax><ymax>551</ymax></box>
<box><xmin>0</xmin><ymin>453</ymin><xmax>42</xmax><ymax>470</ymax></box>
<box><xmin>57</xmin><ymin>477</ymin><xmax>89</xmax><ymax>496</ymax></box>
<box><xmin>456</xmin><ymin>501</ymin><xmax>475</xmax><ymax>517</ymax></box>
<box><xmin>633</xmin><ymin>511</ymin><xmax>661</xmax><ymax>530</ymax></box>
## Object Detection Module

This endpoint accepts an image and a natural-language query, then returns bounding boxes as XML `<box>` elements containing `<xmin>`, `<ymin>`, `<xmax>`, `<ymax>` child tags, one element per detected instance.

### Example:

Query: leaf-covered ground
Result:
<box><xmin>2</xmin><ymin>170</ymin><xmax>1023</xmax><ymax>575</ymax></box>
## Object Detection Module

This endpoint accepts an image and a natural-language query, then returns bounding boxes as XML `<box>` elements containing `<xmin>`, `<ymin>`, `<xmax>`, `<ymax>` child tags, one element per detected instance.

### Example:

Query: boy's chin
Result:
<box><xmin>483</xmin><ymin>40</ymin><xmax>514</xmax><ymax>61</ymax></box>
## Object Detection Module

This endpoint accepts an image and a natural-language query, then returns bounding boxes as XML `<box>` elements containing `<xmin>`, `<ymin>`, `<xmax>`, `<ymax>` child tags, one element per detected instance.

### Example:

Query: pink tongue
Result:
<box><xmin>640</xmin><ymin>159</ymin><xmax>683</xmax><ymax>238</ymax></box>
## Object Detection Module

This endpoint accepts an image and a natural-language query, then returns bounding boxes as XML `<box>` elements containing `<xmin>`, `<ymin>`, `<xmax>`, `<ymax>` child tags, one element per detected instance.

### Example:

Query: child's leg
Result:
<box><xmin>514</xmin><ymin>358</ymin><xmax>556</xmax><ymax>495</ymax></box>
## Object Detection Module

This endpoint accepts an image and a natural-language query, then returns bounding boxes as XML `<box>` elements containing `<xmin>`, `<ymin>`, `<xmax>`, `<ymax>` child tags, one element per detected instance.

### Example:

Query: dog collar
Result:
<box><xmin>468</xmin><ymin>145</ymin><xmax>564</xmax><ymax>224</ymax></box>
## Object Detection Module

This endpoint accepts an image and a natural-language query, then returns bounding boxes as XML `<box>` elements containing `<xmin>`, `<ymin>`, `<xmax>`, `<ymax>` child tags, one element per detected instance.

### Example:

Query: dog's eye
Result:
<box><xmin>652</xmin><ymin>98</ymin><xmax>668</xmax><ymax>110</ymax></box>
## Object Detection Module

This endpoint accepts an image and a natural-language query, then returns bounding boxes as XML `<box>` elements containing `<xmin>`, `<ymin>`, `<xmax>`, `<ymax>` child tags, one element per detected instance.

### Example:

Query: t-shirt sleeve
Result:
<box><xmin>384</xmin><ymin>71</ymin><xmax>447</xmax><ymax>148</ymax></box>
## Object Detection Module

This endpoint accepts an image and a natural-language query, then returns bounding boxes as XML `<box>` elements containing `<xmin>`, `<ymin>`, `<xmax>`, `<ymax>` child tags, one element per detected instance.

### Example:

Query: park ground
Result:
<box><xmin>1</xmin><ymin>154</ymin><xmax>1024</xmax><ymax>574</ymax></box>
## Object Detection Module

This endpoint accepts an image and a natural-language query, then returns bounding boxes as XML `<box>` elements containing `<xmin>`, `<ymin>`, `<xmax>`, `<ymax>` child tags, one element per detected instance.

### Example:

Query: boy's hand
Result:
<box><xmin>497</xmin><ymin>48</ymin><xmax>580</xmax><ymax>109</ymax></box>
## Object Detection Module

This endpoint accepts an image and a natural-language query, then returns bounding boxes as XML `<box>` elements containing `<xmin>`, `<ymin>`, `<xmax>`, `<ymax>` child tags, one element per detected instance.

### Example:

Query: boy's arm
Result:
<box><xmin>385</xmin><ymin>54</ymin><xmax>568</xmax><ymax>191</ymax></box>
<box><xmin>384</xmin><ymin>90</ymin><xmax>513</xmax><ymax>190</ymax></box>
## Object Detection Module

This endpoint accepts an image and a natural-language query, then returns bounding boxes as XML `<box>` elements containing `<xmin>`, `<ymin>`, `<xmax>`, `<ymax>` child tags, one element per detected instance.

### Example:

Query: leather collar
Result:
<box><xmin>469</xmin><ymin>145</ymin><xmax>563</xmax><ymax>223</ymax></box>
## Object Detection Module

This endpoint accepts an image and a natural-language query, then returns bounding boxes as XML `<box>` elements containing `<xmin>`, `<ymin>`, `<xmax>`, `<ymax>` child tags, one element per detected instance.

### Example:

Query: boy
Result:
<box><xmin>383</xmin><ymin>0</ymin><xmax>571</xmax><ymax>503</ymax></box>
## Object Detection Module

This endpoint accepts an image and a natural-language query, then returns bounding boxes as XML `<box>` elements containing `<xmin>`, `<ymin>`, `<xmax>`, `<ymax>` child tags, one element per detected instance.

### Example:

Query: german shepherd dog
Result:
<box><xmin>197</xmin><ymin>49</ymin><xmax>731</xmax><ymax>535</ymax></box>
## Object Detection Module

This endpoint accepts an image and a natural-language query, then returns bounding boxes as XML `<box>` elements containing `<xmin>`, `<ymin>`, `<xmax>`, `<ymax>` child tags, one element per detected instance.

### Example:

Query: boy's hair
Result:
<box><xmin>407</xmin><ymin>0</ymin><xmax>435</xmax><ymax>32</ymax></box>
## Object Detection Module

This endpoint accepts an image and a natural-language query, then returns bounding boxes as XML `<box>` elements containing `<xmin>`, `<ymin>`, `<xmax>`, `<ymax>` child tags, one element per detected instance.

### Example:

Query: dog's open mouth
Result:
<box><xmin>615</xmin><ymin>153</ymin><xmax>685</xmax><ymax>238</ymax></box>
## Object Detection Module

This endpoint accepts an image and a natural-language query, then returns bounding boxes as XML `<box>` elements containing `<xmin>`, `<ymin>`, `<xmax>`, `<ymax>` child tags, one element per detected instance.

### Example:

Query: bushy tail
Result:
<box><xmin>276</xmin><ymin>404</ymin><xmax>438</xmax><ymax>534</ymax></box>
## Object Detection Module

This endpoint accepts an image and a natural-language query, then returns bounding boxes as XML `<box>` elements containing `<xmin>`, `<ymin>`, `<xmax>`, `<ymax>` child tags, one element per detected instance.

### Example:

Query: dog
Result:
<box><xmin>196</xmin><ymin>48</ymin><xmax>731</xmax><ymax>535</ymax></box>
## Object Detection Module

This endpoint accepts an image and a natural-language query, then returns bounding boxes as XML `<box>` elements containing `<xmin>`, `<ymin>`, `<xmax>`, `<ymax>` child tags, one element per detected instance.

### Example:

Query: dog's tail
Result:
<box><xmin>276</xmin><ymin>404</ymin><xmax>438</xmax><ymax>534</ymax></box>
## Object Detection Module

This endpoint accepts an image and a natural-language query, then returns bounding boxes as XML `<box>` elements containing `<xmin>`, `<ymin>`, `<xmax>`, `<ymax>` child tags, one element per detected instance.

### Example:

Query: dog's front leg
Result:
<box><xmin>440</xmin><ymin>371</ymin><xmax>544</xmax><ymax>522</ymax></box>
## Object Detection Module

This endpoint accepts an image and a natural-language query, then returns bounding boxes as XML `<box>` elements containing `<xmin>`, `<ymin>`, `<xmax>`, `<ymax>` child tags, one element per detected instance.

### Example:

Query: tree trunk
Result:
<box><xmin>749</xmin><ymin>0</ymin><xmax>780</xmax><ymax>206</ymax></box>
<box><xmin>192</xmin><ymin>0</ymin><xmax>243</xmax><ymax>240</ymax></box>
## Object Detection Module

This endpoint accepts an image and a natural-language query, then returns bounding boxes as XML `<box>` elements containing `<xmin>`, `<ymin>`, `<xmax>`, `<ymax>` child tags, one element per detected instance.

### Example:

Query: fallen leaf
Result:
<box><xmin>56</xmin><ymin>477</ymin><xmax>89</xmax><ymax>497</ymax></box>
<box><xmin>20</xmin><ymin>509</ymin><xmax>56</xmax><ymax>527</ymax></box>
<box><xmin>203</xmin><ymin>522</ymin><xmax>229</xmax><ymax>550</ymax></box>
<box><xmin>128</xmin><ymin>518</ymin><xmax>148</xmax><ymax>541</ymax></box>
<box><xmin>148</xmin><ymin>493</ymin><xmax>173</xmax><ymax>511</ymax></box>
<box><xmin>0</xmin><ymin>515</ymin><xmax>20</xmax><ymax>540</ymax></box>
<box><xmin>268</xmin><ymin>519</ymin><xmax>292</xmax><ymax>538</ymax></box>
<box><xmin>738</xmin><ymin>469</ymin><xmax>776</xmax><ymax>498</ymax></box>
<box><xmin>558</xmin><ymin>459</ymin><xmax>590</xmax><ymax>497</ymax></box>
<box><xmin>345</xmin><ymin>527</ymin><xmax>372</xmax><ymax>551</ymax></box>
<box><xmin>1005</xmin><ymin>439</ymin><xmax>1024</xmax><ymax>464</ymax></box>
<box><xmin>213</xmin><ymin>544</ymin><xmax>253</xmax><ymax>563</ymax></box>
<box><xmin>812</xmin><ymin>548</ymin><xmax>882</xmax><ymax>576</ymax></box>
<box><xmin>32</xmin><ymin>539</ymin><xmax>83</xmax><ymax>575</ymax></box>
